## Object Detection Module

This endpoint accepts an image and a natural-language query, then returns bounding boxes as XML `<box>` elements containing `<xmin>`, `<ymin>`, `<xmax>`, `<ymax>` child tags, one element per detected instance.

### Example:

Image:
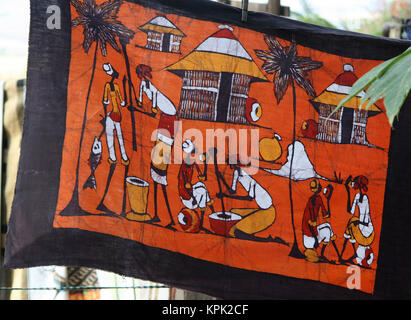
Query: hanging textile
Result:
<box><xmin>4</xmin><ymin>0</ymin><xmax>411</xmax><ymax>299</ymax></box>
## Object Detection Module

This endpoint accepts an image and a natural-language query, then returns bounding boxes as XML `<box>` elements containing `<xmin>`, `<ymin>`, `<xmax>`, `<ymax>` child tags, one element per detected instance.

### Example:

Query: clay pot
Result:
<box><xmin>178</xmin><ymin>208</ymin><xmax>200</xmax><ymax>233</ymax></box>
<box><xmin>126</xmin><ymin>177</ymin><xmax>149</xmax><ymax>214</ymax></box>
<box><xmin>259</xmin><ymin>134</ymin><xmax>282</xmax><ymax>162</ymax></box>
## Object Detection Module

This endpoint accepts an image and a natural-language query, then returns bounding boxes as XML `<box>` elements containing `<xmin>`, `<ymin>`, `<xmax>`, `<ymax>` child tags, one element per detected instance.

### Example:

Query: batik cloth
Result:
<box><xmin>4</xmin><ymin>0</ymin><xmax>411</xmax><ymax>299</ymax></box>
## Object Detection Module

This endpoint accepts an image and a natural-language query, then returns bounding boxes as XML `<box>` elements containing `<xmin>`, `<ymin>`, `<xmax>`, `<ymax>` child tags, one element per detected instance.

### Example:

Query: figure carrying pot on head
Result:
<box><xmin>134</xmin><ymin>65</ymin><xmax>179</xmax><ymax>229</ymax></box>
<box><xmin>136</xmin><ymin>64</ymin><xmax>177</xmax><ymax>117</ymax></box>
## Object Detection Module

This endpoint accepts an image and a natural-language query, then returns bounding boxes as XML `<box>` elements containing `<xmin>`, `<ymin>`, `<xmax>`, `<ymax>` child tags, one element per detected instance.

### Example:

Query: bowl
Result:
<box><xmin>209</xmin><ymin>212</ymin><xmax>242</xmax><ymax>236</ymax></box>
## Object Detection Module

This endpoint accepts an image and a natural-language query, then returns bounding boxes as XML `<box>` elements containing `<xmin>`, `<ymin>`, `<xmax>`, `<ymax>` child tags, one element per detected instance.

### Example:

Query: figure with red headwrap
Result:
<box><xmin>136</xmin><ymin>64</ymin><xmax>179</xmax><ymax>229</ymax></box>
<box><xmin>340</xmin><ymin>175</ymin><xmax>375</xmax><ymax>267</ymax></box>
<box><xmin>136</xmin><ymin>64</ymin><xmax>177</xmax><ymax>116</ymax></box>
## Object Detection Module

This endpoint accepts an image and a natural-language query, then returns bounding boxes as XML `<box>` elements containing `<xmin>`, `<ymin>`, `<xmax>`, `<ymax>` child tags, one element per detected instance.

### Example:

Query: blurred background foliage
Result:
<box><xmin>291</xmin><ymin>0</ymin><xmax>410</xmax><ymax>37</ymax></box>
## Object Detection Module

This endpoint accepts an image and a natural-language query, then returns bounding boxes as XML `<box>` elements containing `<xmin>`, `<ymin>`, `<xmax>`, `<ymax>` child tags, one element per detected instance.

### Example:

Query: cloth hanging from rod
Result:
<box><xmin>4</xmin><ymin>0</ymin><xmax>411</xmax><ymax>299</ymax></box>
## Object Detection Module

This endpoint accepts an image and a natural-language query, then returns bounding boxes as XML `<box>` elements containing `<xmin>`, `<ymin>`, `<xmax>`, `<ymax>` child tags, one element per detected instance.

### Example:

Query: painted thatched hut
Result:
<box><xmin>165</xmin><ymin>25</ymin><xmax>268</xmax><ymax>125</ymax></box>
<box><xmin>138</xmin><ymin>16</ymin><xmax>186</xmax><ymax>53</ymax></box>
<box><xmin>310</xmin><ymin>64</ymin><xmax>382</xmax><ymax>146</ymax></box>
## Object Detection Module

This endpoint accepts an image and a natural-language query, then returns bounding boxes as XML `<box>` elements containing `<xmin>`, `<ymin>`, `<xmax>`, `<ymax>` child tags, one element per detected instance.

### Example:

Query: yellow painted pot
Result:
<box><xmin>126</xmin><ymin>177</ymin><xmax>150</xmax><ymax>215</ymax></box>
<box><xmin>259</xmin><ymin>135</ymin><xmax>282</xmax><ymax>162</ymax></box>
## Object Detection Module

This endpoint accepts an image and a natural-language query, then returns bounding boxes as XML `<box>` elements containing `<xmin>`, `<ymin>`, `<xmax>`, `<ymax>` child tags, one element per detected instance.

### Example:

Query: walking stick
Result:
<box><xmin>98</xmin><ymin>102</ymin><xmax>107</xmax><ymax>140</ymax></box>
<box><xmin>123</xmin><ymin>75</ymin><xmax>137</xmax><ymax>151</ymax></box>
<box><xmin>211</xmin><ymin>149</ymin><xmax>227</xmax><ymax>215</ymax></box>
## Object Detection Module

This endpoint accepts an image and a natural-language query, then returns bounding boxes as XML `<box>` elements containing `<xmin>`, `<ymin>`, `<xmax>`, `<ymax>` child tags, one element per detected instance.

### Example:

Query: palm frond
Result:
<box><xmin>332</xmin><ymin>47</ymin><xmax>411</xmax><ymax>126</ymax></box>
<box><xmin>255</xmin><ymin>35</ymin><xmax>322</xmax><ymax>103</ymax></box>
<box><xmin>70</xmin><ymin>0</ymin><xmax>134</xmax><ymax>56</ymax></box>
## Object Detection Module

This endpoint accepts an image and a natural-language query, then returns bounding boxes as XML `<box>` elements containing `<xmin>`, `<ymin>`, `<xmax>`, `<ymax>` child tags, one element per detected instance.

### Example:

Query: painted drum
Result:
<box><xmin>301</xmin><ymin>119</ymin><xmax>318</xmax><ymax>139</ymax></box>
<box><xmin>304</xmin><ymin>249</ymin><xmax>320</xmax><ymax>263</ymax></box>
<box><xmin>209</xmin><ymin>212</ymin><xmax>242</xmax><ymax>236</ymax></box>
<box><xmin>177</xmin><ymin>208</ymin><xmax>200</xmax><ymax>233</ymax></box>
<box><xmin>246</xmin><ymin>100</ymin><xmax>262</xmax><ymax>123</ymax></box>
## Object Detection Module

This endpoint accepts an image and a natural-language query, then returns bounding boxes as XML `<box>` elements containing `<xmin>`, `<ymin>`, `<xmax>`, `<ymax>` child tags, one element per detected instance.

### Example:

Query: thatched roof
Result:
<box><xmin>139</xmin><ymin>16</ymin><xmax>186</xmax><ymax>37</ymax></box>
<box><xmin>165</xmin><ymin>25</ymin><xmax>267</xmax><ymax>82</ymax></box>
<box><xmin>310</xmin><ymin>64</ymin><xmax>382</xmax><ymax>116</ymax></box>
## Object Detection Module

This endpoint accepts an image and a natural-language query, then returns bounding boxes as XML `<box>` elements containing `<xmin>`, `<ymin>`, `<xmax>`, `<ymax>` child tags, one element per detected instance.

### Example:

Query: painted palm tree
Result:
<box><xmin>255</xmin><ymin>36</ymin><xmax>322</xmax><ymax>258</ymax></box>
<box><xmin>60</xmin><ymin>0</ymin><xmax>134</xmax><ymax>216</ymax></box>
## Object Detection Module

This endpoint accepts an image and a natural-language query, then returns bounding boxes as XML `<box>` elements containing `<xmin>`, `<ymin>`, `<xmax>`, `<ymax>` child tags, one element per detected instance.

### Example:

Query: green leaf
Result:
<box><xmin>328</xmin><ymin>47</ymin><xmax>411</xmax><ymax>126</ymax></box>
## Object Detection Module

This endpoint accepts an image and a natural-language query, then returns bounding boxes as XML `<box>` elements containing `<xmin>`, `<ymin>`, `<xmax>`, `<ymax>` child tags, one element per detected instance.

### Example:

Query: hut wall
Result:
<box><xmin>145</xmin><ymin>32</ymin><xmax>183</xmax><ymax>53</ymax></box>
<box><xmin>317</xmin><ymin>104</ymin><xmax>343</xmax><ymax>143</ymax></box>
<box><xmin>146</xmin><ymin>31</ymin><xmax>163</xmax><ymax>51</ymax></box>
<box><xmin>227</xmin><ymin>73</ymin><xmax>251</xmax><ymax>124</ymax></box>
<box><xmin>170</xmin><ymin>35</ymin><xmax>183</xmax><ymax>53</ymax></box>
<box><xmin>317</xmin><ymin>105</ymin><xmax>369</xmax><ymax>145</ymax></box>
<box><xmin>351</xmin><ymin>109</ymin><xmax>368</xmax><ymax>145</ymax></box>
<box><xmin>178</xmin><ymin>70</ymin><xmax>220</xmax><ymax>121</ymax></box>
<box><xmin>178</xmin><ymin>71</ymin><xmax>252</xmax><ymax>124</ymax></box>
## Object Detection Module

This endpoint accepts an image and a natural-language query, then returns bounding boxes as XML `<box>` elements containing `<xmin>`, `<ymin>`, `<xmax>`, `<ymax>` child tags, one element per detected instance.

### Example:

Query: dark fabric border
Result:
<box><xmin>4</xmin><ymin>0</ymin><xmax>411</xmax><ymax>299</ymax></box>
<box><xmin>373</xmin><ymin>94</ymin><xmax>411</xmax><ymax>299</ymax></box>
<box><xmin>4</xmin><ymin>0</ymin><xmax>71</xmax><ymax>263</ymax></box>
